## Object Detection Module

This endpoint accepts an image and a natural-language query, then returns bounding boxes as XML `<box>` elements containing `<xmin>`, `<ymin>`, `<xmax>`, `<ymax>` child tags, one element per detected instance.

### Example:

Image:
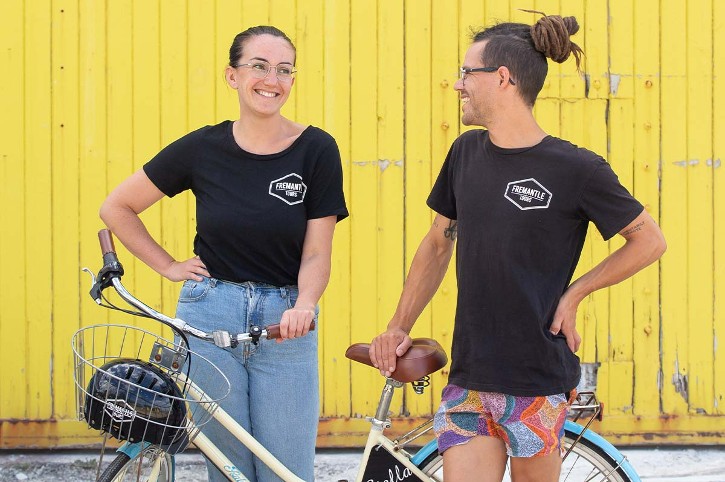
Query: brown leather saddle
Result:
<box><xmin>345</xmin><ymin>338</ymin><xmax>448</xmax><ymax>383</ymax></box>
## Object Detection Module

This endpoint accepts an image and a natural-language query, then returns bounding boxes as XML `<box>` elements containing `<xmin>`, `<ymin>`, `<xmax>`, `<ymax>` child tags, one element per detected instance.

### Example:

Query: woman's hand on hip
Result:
<box><xmin>162</xmin><ymin>256</ymin><xmax>210</xmax><ymax>282</ymax></box>
<box><xmin>278</xmin><ymin>303</ymin><xmax>315</xmax><ymax>342</ymax></box>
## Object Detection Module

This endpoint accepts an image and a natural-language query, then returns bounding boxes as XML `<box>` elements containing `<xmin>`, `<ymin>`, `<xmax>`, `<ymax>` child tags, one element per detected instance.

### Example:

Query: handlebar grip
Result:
<box><xmin>265</xmin><ymin>320</ymin><xmax>316</xmax><ymax>340</ymax></box>
<box><xmin>98</xmin><ymin>229</ymin><xmax>116</xmax><ymax>255</ymax></box>
<box><xmin>90</xmin><ymin>229</ymin><xmax>124</xmax><ymax>299</ymax></box>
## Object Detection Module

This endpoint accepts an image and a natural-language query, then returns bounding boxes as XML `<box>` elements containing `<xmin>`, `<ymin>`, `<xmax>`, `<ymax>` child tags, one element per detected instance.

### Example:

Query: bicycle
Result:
<box><xmin>73</xmin><ymin>229</ymin><xmax>641</xmax><ymax>482</ymax></box>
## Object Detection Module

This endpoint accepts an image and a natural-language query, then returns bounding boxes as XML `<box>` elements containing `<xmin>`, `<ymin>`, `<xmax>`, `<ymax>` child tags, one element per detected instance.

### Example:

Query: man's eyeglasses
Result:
<box><xmin>234</xmin><ymin>61</ymin><xmax>297</xmax><ymax>82</ymax></box>
<box><xmin>459</xmin><ymin>66</ymin><xmax>516</xmax><ymax>86</ymax></box>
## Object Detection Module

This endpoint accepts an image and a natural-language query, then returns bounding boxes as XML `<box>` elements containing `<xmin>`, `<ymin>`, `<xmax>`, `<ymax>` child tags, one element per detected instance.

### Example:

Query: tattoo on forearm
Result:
<box><xmin>444</xmin><ymin>220</ymin><xmax>458</xmax><ymax>241</ymax></box>
<box><xmin>621</xmin><ymin>220</ymin><xmax>645</xmax><ymax>236</ymax></box>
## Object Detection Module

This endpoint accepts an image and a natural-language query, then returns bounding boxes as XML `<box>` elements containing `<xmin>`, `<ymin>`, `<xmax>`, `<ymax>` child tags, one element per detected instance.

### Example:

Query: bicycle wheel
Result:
<box><xmin>416</xmin><ymin>430</ymin><xmax>633</xmax><ymax>482</ymax></box>
<box><xmin>97</xmin><ymin>447</ymin><xmax>173</xmax><ymax>482</ymax></box>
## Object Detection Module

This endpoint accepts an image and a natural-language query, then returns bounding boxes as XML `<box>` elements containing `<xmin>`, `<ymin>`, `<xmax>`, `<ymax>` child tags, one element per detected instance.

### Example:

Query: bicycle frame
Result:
<box><xmin>185</xmin><ymin>376</ymin><xmax>303</xmax><ymax>482</ymax></box>
<box><xmin>114</xmin><ymin>385</ymin><xmax>643</xmax><ymax>482</ymax></box>
<box><xmin>115</xmin><ymin>374</ymin><xmax>431</xmax><ymax>482</ymax></box>
<box><xmin>350</xmin><ymin>377</ymin><xmax>435</xmax><ymax>482</ymax></box>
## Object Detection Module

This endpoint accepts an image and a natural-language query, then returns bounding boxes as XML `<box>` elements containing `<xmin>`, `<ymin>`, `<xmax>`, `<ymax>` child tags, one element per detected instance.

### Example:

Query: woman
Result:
<box><xmin>100</xmin><ymin>26</ymin><xmax>348</xmax><ymax>482</ymax></box>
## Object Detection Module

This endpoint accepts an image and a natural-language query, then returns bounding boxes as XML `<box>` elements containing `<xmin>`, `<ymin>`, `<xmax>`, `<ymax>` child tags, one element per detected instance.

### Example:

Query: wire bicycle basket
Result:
<box><xmin>72</xmin><ymin>324</ymin><xmax>231</xmax><ymax>454</ymax></box>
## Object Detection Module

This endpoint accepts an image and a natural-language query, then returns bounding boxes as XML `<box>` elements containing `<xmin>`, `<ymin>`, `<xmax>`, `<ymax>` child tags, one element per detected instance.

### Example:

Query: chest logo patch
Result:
<box><xmin>269</xmin><ymin>173</ymin><xmax>307</xmax><ymax>205</ymax></box>
<box><xmin>504</xmin><ymin>178</ymin><xmax>552</xmax><ymax>210</ymax></box>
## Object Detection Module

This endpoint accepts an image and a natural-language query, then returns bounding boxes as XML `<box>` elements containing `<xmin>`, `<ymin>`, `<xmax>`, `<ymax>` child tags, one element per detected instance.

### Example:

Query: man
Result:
<box><xmin>369</xmin><ymin>14</ymin><xmax>666</xmax><ymax>482</ymax></box>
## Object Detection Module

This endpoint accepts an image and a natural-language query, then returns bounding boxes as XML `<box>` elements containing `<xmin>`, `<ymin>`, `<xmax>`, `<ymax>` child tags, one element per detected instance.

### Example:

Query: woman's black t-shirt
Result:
<box><xmin>427</xmin><ymin>130</ymin><xmax>643</xmax><ymax>396</ymax></box>
<box><xmin>144</xmin><ymin>121</ymin><xmax>348</xmax><ymax>286</ymax></box>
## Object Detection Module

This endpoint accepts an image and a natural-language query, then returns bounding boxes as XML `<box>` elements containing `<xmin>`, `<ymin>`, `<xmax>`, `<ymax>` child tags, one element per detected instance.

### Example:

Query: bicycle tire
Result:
<box><xmin>97</xmin><ymin>448</ymin><xmax>173</xmax><ymax>482</ymax></box>
<box><xmin>416</xmin><ymin>429</ymin><xmax>633</xmax><ymax>482</ymax></box>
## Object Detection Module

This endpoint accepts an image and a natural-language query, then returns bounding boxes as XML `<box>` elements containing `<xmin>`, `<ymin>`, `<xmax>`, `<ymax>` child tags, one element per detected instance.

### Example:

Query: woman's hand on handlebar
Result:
<box><xmin>162</xmin><ymin>256</ymin><xmax>210</xmax><ymax>282</ymax></box>
<box><xmin>277</xmin><ymin>303</ymin><xmax>315</xmax><ymax>342</ymax></box>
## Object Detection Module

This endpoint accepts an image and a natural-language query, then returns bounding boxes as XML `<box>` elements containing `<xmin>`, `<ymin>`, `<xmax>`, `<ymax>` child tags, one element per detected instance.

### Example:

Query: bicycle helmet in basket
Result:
<box><xmin>84</xmin><ymin>358</ymin><xmax>188</xmax><ymax>448</ymax></box>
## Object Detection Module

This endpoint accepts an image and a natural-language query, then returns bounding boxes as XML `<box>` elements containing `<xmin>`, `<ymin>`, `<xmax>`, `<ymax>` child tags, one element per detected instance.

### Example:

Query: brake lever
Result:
<box><xmin>82</xmin><ymin>268</ymin><xmax>103</xmax><ymax>304</ymax></box>
<box><xmin>82</xmin><ymin>267</ymin><xmax>98</xmax><ymax>285</ymax></box>
<box><xmin>82</xmin><ymin>259</ymin><xmax>125</xmax><ymax>304</ymax></box>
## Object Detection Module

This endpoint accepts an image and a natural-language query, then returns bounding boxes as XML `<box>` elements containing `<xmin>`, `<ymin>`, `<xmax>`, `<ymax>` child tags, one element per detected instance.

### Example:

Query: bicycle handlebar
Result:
<box><xmin>90</xmin><ymin>229</ymin><xmax>314</xmax><ymax>345</ymax></box>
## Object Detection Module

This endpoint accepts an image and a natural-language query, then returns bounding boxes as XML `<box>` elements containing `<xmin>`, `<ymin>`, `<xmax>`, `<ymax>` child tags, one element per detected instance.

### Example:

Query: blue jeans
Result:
<box><xmin>176</xmin><ymin>277</ymin><xmax>319</xmax><ymax>482</ymax></box>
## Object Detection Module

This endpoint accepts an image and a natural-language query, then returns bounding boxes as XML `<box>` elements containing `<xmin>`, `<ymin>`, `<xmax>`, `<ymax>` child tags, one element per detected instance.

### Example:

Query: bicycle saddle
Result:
<box><xmin>345</xmin><ymin>338</ymin><xmax>448</xmax><ymax>383</ymax></box>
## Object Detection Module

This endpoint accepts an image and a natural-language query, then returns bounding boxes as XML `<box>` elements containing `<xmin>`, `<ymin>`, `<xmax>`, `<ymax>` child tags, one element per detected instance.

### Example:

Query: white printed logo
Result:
<box><xmin>269</xmin><ymin>173</ymin><xmax>307</xmax><ymax>205</ymax></box>
<box><xmin>504</xmin><ymin>178</ymin><xmax>552</xmax><ymax>210</ymax></box>
<box><xmin>104</xmin><ymin>399</ymin><xmax>136</xmax><ymax>422</ymax></box>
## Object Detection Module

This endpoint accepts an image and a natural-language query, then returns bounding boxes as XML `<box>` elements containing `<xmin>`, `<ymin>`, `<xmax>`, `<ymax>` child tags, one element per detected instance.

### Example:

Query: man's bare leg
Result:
<box><xmin>442</xmin><ymin>435</ymin><xmax>508</xmax><ymax>482</ymax></box>
<box><xmin>509</xmin><ymin>450</ymin><xmax>561</xmax><ymax>482</ymax></box>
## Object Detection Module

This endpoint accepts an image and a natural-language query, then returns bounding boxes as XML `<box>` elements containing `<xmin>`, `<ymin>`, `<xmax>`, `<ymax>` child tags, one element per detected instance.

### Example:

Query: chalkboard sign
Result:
<box><xmin>359</xmin><ymin>445</ymin><xmax>428</xmax><ymax>482</ymax></box>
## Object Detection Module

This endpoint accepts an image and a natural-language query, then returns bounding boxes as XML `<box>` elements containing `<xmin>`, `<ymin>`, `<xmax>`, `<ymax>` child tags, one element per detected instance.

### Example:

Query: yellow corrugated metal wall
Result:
<box><xmin>1</xmin><ymin>0</ymin><xmax>723</xmax><ymax>448</ymax></box>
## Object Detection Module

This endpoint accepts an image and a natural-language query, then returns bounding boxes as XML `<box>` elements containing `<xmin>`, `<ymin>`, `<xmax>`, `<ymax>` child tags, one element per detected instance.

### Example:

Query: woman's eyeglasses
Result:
<box><xmin>234</xmin><ymin>61</ymin><xmax>297</xmax><ymax>82</ymax></box>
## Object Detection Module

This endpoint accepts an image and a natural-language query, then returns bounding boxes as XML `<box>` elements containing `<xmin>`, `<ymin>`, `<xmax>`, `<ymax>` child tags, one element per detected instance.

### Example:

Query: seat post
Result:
<box><xmin>372</xmin><ymin>378</ymin><xmax>404</xmax><ymax>426</ymax></box>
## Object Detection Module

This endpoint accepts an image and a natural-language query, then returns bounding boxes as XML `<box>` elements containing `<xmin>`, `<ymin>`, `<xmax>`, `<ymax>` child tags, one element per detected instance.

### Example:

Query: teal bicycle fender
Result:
<box><xmin>564</xmin><ymin>421</ymin><xmax>641</xmax><ymax>482</ymax></box>
<box><xmin>117</xmin><ymin>442</ymin><xmax>176</xmax><ymax>480</ymax></box>
<box><xmin>117</xmin><ymin>441</ymin><xmax>146</xmax><ymax>459</ymax></box>
<box><xmin>410</xmin><ymin>438</ymin><xmax>437</xmax><ymax>467</ymax></box>
<box><xmin>411</xmin><ymin>420</ymin><xmax>641</xmax><ymax>482</ymax></box>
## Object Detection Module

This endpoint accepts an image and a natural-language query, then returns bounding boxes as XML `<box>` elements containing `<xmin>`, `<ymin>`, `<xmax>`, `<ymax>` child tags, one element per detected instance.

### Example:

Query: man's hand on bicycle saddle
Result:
<box><xmin>369</xmin><ymin>327</ymin><xmax>412</xmax><ymax>377</ymax></box>
<box><xmin>278</xmin><ymin>303</ymin><xmax>315</xmax><ymax>343</ymax></box>
<box><xmin>162</xmin><ymin>256</ymin><xmax>210</xmax><ymax>282</ymax></box>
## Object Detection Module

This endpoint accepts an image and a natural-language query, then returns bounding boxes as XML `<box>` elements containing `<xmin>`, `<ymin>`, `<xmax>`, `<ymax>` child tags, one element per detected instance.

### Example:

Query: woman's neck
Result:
<box><xmin>232</xmin><ymin>115</ymin><xmax>303</xmax><ymax>155</ymax></box>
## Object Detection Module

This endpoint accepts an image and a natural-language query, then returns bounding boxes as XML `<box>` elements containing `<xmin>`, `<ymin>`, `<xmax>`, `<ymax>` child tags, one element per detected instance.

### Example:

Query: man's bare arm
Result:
<box><xmin>369</xmin><ymin>214</ymin><xmax>457</xmax><ymax>376</ymax></box>
<box><xmin>550</xmin><ymin>209</ymin><xmax>666</xmax><ymax>352</ymax></box>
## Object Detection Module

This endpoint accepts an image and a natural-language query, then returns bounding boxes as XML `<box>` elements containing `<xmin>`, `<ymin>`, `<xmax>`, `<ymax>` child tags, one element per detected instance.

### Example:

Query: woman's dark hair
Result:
<box><xmin>229</xmin><ymin>26</ymin><xmax>296</xmax><ymax>67</ymax></box>
<box><xmin>471</xmin><ymin>11</ymin><xmax>583</xmax><ymax>106</ymax></box>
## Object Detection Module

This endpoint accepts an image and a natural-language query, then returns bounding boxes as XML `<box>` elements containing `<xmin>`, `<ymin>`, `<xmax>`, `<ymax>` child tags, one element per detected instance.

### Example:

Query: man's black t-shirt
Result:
<box><xmin>427</xmin><ymin>130</ymin><xmax>643</xmax><ymax>396</ymax></box>
<box><xmin>144</xmin><ymin>121</ymin><xmax>348</xmax><ymax>286</ymax></box>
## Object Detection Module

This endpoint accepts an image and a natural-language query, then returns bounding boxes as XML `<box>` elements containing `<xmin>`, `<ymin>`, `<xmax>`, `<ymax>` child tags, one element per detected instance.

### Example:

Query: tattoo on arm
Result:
<box><xmin>443</xmin><ymin>220</ymin><xmax>458</xmax><ymax>241</ymax></box>
<box><xmin>621</xmin><ymin>220</ymin><xmax>645</xmax><ymax>236</ymax></box>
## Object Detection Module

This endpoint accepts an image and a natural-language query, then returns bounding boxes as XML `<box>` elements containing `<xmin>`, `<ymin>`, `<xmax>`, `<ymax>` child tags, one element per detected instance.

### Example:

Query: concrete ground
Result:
<box><xmin>0</xmin><ymin>446</ymin><xmax>724</xmax><ymax>481</ymax></box>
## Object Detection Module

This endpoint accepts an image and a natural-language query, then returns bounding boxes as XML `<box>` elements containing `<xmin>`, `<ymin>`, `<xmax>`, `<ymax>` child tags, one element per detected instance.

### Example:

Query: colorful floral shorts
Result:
<box><xmin>433</xmin><ymin>384</ymin><xmax>572</xmax><ymax>458</ymax></box>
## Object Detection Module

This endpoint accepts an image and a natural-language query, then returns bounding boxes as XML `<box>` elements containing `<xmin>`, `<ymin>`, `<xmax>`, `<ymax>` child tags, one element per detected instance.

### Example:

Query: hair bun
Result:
<box><xmin>523</xmin><ymin>10</ymin><xmax>583</xmax><ymax>68</ymax></box>
<box><xmin>561</xmin><ymin>16</ymin><xmax>580</xmax><ymax>36</ymax></box>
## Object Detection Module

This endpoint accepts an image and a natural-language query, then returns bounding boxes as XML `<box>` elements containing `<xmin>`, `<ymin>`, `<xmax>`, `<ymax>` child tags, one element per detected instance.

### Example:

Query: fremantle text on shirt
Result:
<box><xmin>510</xmin><ymin>184</ymin><xmax>546</xmax><ymax>202</ymax></box>
<box><xmin>275</xmin><ymin>181</ymin><xmax>303</xmax><ymax>197</ymax></box>
<box><xmin>504</xmin><ymin>178</ymin><xmax>552</xmax><ymax>210</ymax></box>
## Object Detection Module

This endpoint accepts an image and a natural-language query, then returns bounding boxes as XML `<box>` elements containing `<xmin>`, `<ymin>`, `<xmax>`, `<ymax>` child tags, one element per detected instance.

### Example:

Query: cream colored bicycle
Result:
<box><xmin>73</xmin><ymin>229</ymin><xmax>640</xmax><ymax>482</ymax></box>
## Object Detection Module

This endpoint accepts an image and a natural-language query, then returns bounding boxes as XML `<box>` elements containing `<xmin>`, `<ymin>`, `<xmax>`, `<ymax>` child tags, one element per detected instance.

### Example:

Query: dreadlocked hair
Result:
<box><xmin>524</xmin><ymin>9</ymin><xmax>583</xmax><ymax>71</ymax></box>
